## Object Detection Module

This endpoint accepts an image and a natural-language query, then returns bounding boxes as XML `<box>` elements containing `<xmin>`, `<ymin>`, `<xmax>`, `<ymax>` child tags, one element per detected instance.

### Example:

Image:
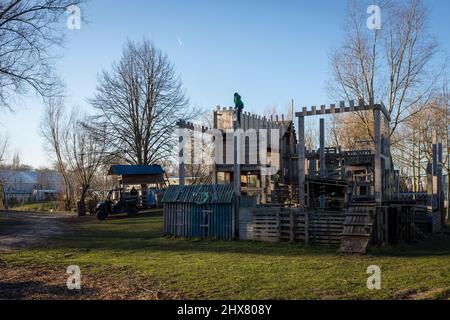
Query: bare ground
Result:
<box><xmin>0</xmin><ymin>211</ymin><xmax>183</xmax><ymax>300</ymax></box>
<box><xmin>0</xmin><ymin>211</ymin><xmax>71</xmax><ymax>252</ymax></box>
<box><xmin>393</xmin><ymin>287</ymin><xmax>450</xmax><ymax>300</ymax></box>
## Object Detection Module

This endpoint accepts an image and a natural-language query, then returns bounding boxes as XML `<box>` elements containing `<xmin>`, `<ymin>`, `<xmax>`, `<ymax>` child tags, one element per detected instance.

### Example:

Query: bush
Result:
<box><xmin>10</xmin><ymin>201</ymin><xmax>65</xmax><ymax>212</ymax></box>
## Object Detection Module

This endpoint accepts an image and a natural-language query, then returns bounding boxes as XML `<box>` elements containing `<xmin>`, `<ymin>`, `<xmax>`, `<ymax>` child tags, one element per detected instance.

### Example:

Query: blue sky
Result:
<box><xmin>2</xmin><ymin>0</ymin><xmax>450</xmax><ymax>168</ymax></box>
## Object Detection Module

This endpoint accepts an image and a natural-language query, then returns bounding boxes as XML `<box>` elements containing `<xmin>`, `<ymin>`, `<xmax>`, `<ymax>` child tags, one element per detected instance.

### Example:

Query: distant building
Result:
<box><xmin>167</xmin><ymin>177</ymin><xmax>200</xmax><ymax>186</ymax></box>
<box><xmin>0</xmin><ymin>170</ymin><xmax>63</xmax><ymax>202</ymax></box>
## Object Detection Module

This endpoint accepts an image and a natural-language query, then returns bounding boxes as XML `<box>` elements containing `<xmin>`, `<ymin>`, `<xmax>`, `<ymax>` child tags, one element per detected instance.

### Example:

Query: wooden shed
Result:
<box><xmin>162</xmin><ymin>184</ymin><xmax>235</xmax><ymax>239</ymax></box>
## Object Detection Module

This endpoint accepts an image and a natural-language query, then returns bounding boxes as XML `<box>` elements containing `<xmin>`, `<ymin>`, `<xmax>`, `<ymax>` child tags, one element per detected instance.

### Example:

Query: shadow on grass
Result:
<box><xmin>50</xmin><ymin>222</ymin><xmax>334</xmax><ymax>258</ymax></box>
<box><xmin>0</xmin><ymin>281</ymin><xmax>94</xmax><ymax>300</ymax></box>
<box><xmin>369</xmin><ymin>235</ymin><xmax>450</xmax><ymax>258</ymax></box>
<box><xmin>45</xmin><ymin>214</ymin><xmax>450</xmax><ymax>259</ymax></box>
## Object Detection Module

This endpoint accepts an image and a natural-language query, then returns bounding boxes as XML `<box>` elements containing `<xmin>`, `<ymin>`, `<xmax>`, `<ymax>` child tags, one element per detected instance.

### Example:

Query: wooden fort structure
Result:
<box><xmin>164</xmin><ymin>99</ymin><xmax>446</xmax><ymax>253</ymax></box>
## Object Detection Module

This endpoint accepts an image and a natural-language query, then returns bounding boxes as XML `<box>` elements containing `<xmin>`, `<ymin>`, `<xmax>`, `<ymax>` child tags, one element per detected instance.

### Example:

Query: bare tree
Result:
<box><xmin>0</xmin><ymin>0</ymin><xmax>84</xmax><ymax>109</ymax></box>
<box><xmin>443</xmin><ymin>76</ymin><xmax>449</xmax><ymax>224</ymax></box>
<box><xmin>0</xmin><ymin>133</ymin><xmax>8</xmax><ymax>165</ymax></box>
<box><xmin>41</xmin><ymin>98</ymin><xmax>73</xmax><ymax>210</ymax></box>
<box><xmin>36</xmin><ymin>167</ymin><xmax>54</xmax><ymax>189</ymax></box>
<box><xmin>90</xmin><ymin>39</ymin><xmax>191</xmax><ymax>166</ymax></box>
<box><xmin>0</xmin><ymin>132</ymin><xmax>6</xmax><ymax>209</ymax></box>
<box><xmin>63</xmin><ymin>110</ymin><xmax>106</xmax><ymax>216</ymax></box>
<box><xmin>328</xmin><ymin>113</ymin><xmax>373</xmax><ymax>151</ymax></box>
<box><xmin>184</xmin><ymin>110</ymin><xmax>215</xmax><ymax>185</ymax></box>
<box><xmin>329</xmin><ymin>0</ymin><xmax>439</xmax><ymax>143</ymax></box>
<box><xmin>393</xmin><ymin>98</ymin><xmax>447</xmax><ymax>191</ymax></box>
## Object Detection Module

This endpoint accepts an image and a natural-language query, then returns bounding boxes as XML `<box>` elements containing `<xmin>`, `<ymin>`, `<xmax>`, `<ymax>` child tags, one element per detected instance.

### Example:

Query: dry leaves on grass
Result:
<box><xmin>0</xmin><ymin>264</ymin><xmax>185</xmax><ymax>300</ymax></box>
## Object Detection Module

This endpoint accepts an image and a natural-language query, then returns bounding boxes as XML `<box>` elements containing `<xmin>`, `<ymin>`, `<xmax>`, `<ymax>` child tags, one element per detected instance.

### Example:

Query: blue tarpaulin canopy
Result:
<box><xmin>108</xmin><ymin>165</ymin><xmax>165</xmax><ymax>185</ymax></box>
<box><xmin>108</xmin><ymin>165</ymin><xmax>164</xmax><ymax>176</ymax></box>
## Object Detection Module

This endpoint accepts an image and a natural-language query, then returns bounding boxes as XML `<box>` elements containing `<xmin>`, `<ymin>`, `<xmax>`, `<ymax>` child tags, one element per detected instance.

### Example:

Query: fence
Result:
<box><xmin>247</xmin><ymin>204</ymin><xmax>418</xmax><ymax>247</ymax></box>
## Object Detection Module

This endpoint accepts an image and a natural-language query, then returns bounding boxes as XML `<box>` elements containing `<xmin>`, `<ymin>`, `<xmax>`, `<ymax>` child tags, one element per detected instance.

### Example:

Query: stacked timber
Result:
<box><xmin>340</xmin><ymin>206</ymin><xmax>375</xmax><ymax>254</ymax></box>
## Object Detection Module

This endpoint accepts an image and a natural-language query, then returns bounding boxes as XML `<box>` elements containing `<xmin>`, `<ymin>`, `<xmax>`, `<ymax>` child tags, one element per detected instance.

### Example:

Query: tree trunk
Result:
<box><xmin>412</xmin><ymin>131</ymin><xmax>417</xmax><ymax>192</ymax></box>
<box><xmin>64</xmin><ymin>183</ymin><xmax>72</xmax><ymax>211</ymax></box>
<box><xmin>0</xmin><ymin>181</ymin><xmax>4</xmax><ymax>210</ymax></box>
<box><xmin>77</xmin><ymin>187</ymin><xmax>89</xmax><ymax>217</ymax></box>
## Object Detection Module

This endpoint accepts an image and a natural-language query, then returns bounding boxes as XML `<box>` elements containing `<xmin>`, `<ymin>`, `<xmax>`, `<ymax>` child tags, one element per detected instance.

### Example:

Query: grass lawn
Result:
<box><xmin>2</xmin><ymin>213</ymin><xmax>450</xmax><ymax>299</ymax></box>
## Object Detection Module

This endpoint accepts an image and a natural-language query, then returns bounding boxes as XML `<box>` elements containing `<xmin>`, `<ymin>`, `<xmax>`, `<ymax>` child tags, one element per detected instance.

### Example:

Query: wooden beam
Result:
<box><xmin>319</xmin><ymin>118</ymin><xmax>326</xmax><ymax>178</ymax></box>
<box><xmin>374</xmin><ymin>108</ymin><xmax>382</xmax><ymax>203</ymax></box>
<box><xmin>298</xmin><ymin>116</ymin><xmax>305</xmax><ymax>208</ymax></box>
<box><xmin>178</xmin><ymin>128</ymin><xmax>185</xmax><ymax>186</ymax></box>
<box><xmin>233</xmin><ymin>119</ymin><xmax>242</xmax><ymax>238</ymax></box>
<box><xmin>294</xmin><ymin>101</ymin><xmax>391</xmax><ymax>122</ymax></box>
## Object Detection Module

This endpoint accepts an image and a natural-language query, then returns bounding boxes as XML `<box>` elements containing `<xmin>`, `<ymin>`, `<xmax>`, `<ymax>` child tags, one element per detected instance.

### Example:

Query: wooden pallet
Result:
<box><xmin>309</xmin><ymin>211</ymin><xmax>345</xmax><ymax>245</ymax></box>
<box><xmin>253</xmin><ymin>208</ymin><xmax>280</xmax><ymax>242</ymax></box>
<box><xmin>251</xmin><ymin>207</ymin><xmax>344</xmax><ymax>245</ymax></box>
<box><xmin>340</xmin><ymin>206</ymin><xmax>375</xmax><ymax>254</ymax></box>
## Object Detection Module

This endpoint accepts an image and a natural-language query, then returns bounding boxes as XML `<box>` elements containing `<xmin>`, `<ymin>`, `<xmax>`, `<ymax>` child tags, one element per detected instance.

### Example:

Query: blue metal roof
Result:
<box><xmin>108</xmin><ymin>165</ymin><xmax>164</xmax><ymax>176</ymax></box>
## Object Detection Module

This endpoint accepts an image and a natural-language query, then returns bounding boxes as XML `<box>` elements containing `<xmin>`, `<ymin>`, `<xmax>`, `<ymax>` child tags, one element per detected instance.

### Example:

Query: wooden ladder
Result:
<box><xmin>339</xmin><ymin>206</ymin><xmax>375</xmax><ymax>254</ymax></box>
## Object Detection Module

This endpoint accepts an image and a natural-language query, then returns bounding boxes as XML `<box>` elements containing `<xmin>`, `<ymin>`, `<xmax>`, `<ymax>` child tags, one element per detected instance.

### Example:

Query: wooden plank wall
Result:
<box><xmin>250</xmin><ymin>207</ymin><xmax>345</xmax><ymax>245</ymax></box>
<box><xmin>164</xmin><ymin>202</ymin><xmax>234</xmax><ymax>239</ymax></box>
<box><xmin>414</xmin><ymin>205</ymin><xmax>429</xmax><ymax>236</ymax></box>
<box><xmin>249</xmin><ymin>205</ymin><xmax>418</xmax><ymax>247</ymax></box>
<box><xmin>309</xmin><ymin>211</ymin><xmax>346</xmax><ymax>245</ymax></box>
<box><xmin>371</xmin><ymin>205</ymin><xmax>416</xmax><ymax>245</ymax></box>
<box><xmin>252</xmin><ymin>207</ymin><xmax>281</xmax><ymax>242</ymax></box>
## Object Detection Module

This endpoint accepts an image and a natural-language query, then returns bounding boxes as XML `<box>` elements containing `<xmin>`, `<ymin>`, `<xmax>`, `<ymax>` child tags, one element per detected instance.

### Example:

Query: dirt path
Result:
<box><xmin>0</xmin><ymin>211</ymin><xmax>74</xmax><ymax>252</ymax></box>
<box><xmin>0</xmin><ymin>211</ymin><xmax>184</xmax><ymax>300</ymax></box>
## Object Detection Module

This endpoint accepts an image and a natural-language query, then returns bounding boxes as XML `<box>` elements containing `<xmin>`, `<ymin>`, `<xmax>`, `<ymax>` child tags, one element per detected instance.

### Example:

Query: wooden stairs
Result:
<box><xmin>340</xmin><ymin>206</ymin><xmax>375</xmax><ymax>254</ymax></box>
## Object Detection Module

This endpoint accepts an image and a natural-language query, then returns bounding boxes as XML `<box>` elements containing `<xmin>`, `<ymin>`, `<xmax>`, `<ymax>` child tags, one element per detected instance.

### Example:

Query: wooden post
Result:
<box><xmin>304</xmin><ymin>210</ymin><xmax>309</xmax><ymax>245</ymax></box>
<box><xmin>438</xmin><ymin>140</ymin><xmax>445</xmax><ymax>228</ymax></box>
<box><xmin>431</xmin><ymin>132</ymin><xmax>443</xmax><ymax>232</ymax></box>
<box><xmin>319</xmin><ymin>118</ymin><xmax>326</xmax><ymax>209</ymax></box>
<box><xmin>298</xmin><ymin>115</ymin><xmax>305</xmax><ymax>208</ymax></box>
<box><xmin>178</xmin><ymin>122</ymin><xmax>185</xmax><ymax>186</ymax></box>
<box><xmin>384</xmin><ymin>207</ymin><xmax>389</xmax><ymax>245</ymax></box>
<box><xmin>319</xmin><ymin>118</ymin><xmax>326</xmax><ymax>177</ymax></box>
<box><xmin>233</xmin><ymin>117</ymin><xmax>241</xmax><ymax>239</ymax></box>
<box><xmin>427</xmin><ymin>162</ymin><xmax>433</xmax><ymax>220</ymax></box>
<box><xmin>374</xmin><ymin>108</ymin><xmax>382</xmax><ymax>203</ymax></box>
<box><xmin>384</xmin><ymin>115</ymin><xmax>392</xmax><ymax>199</ymax></box>
<box><xmin>290</xmin><ymin>210</ymin><xmax>295</xmax><ymax>242</ymax></box>
<box><xmin>297</xmin><ymin>113</ymin><xmax>308</xmax><ymax>245</ymax></box>
<box><xmin>212</xmin><ymin>111</ymin><xmax>218</xmax><ymax>184</ymax></box>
